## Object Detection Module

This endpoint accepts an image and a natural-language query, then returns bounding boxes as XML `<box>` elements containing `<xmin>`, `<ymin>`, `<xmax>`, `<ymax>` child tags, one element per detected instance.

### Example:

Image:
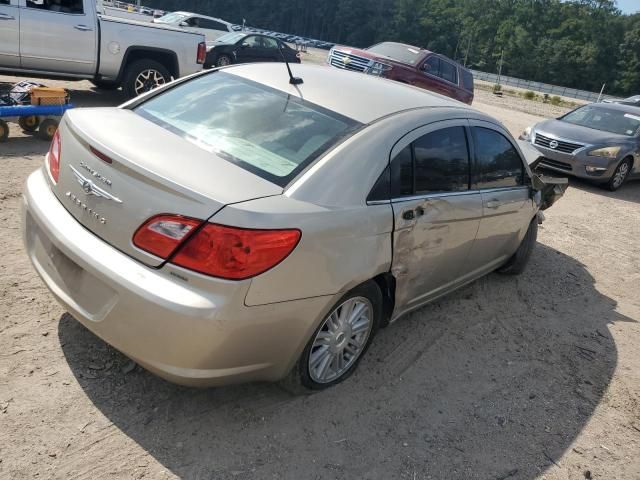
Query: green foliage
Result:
<box><xmin>147</xmin><ymin>0</ymin><xmax>640</xmax><ymax>95</ymax></box>
<box><xmin>523</xmin><ymin>90</ymin><xmax>536</xmax><ymax>100</ymax></box>
<box><xmin>492</xmin><ymin>83</ymin><xmax>502</xmax><ymax>93</ymax></box>
<box><xmin>550</xmin><ymin>96</ymin><xmax>562</xmax><ymax>105</ymax></box>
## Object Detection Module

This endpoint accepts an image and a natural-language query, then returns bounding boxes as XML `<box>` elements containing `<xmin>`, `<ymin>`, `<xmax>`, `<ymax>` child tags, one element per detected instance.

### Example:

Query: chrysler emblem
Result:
<box><xmin>69</xmin><ymin>165</ymin><xmax>122</xmax><ymax>203</ymax></box>
<box><xmin>343</xmin><ymin>56</ymin><xmax>351</xmax><ymax>65</ymax></box>
<box><xmin>548</xmin><ymin>140</ymin><xmax>559</xmax><ymax>149</ymax></box>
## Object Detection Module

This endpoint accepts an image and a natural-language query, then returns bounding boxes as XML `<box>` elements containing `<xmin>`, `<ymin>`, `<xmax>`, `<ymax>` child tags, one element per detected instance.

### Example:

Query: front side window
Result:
<box><xmin>135</xmin><ymin>72</ymin><xmax>360</xmax><ymax>187</ymax></box>
<box><xmin>241</xmin><ymin>36</ymin><xmax>260</xmax><ymax>48</ymax></box>
<box><xmin>390</xmin><ymin>126</ymin><xmax>470</xmax><ymax>197</ymax></box>
<box><xmin>422</xmin><ymin>56</ymin><xmax>440</xmax><ymax>76</ymax></box>
<box><xmin>414</xmin><ymin>127</ymin><xmax>469</xmax><ymax>193</ymax></box>
<box><xmin>473</xmin><ymin>127</ymin><xmax>524</xmax><ymax>189</ymax></box>
<box><xmin>26</xmin><ymin>0</ymin><xmax>83</xmax><ymax>13</ymax></box>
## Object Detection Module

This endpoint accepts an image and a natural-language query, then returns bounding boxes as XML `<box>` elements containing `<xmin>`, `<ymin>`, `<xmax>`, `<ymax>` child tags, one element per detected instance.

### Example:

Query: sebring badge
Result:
<box><xmin>69</xmin><ymin>165</ymin><xmax>122</xmax><ymax>203</ymax></box>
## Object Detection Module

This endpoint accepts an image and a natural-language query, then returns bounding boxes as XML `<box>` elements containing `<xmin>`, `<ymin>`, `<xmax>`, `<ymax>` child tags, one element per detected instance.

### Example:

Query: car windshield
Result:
<box><xmin>135</xmin><ymin>72</ymin><xmax>360</xmax><ymax>187</ymax></box>
<box><xmin>366</xmin><ymin>42</ymin><xmax>422</xmax><ymax>65</ymax></box>
<box><xmin>561</xmin><ymin>105</ymin><xmax>640</xmax><ymax>136</ymax></box>
<box><xmin>156</xmin><ymin>12</ymin><xmax>188</xmax><ymax>24</ymax></box>
<box><xmin>215</xmin><ymin>32</ymin><xmax>246</xmax><ymax>44</ymax></box>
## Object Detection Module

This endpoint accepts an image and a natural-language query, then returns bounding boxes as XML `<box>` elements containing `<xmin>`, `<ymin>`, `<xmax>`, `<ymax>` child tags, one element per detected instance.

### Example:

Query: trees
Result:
<box><xmin>148</xmin><ymin>0</ymin><xmax>640</xmax><ymax>95</ymax></box>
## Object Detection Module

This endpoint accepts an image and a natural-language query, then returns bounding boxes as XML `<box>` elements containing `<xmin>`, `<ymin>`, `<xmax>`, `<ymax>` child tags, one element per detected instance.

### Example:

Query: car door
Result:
<box><xmin>235</xmin><ymin>35</ymin><xmax>261</xmax><ymax>63</ymax></box>
<box><xmin>390</xmin><ymin>121</ymin><xmax>483</xmax><ymax>315</ymax></box>
<box><xmin>19</xmin><ymin>0</ymin><xmax>97</xmax><ymax>75</ymax></box>
<box><xmin>466</xmin><ymin>121</ymin><xmax>536</xmax><ymax>273</ymax></box>
<box><xmin>416</xmin><ymin>55</ymin><xmax>449</xmax><ymax>96</ymax></box>
<box><xmin>0</xmin><ymin>0</ymin><xmax>20</xmax><ymax>67</ymax></box>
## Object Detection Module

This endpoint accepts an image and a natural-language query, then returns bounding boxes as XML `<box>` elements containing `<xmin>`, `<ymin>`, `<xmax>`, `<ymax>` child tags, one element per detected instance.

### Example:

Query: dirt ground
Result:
<box><xmin>0</xmin><ymin>68</ymin><xmax>639</xmax><ymax>480</ymax></box>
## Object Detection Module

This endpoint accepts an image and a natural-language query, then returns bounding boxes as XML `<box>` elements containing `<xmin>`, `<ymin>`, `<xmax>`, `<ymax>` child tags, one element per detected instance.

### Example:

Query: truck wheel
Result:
<box><xmin>123</xmin><ymin>59</ymin><xmax>171</xmax><ymax>99</ymax></box>
<box><xmin>38</xmin><ymin>119</ymin><xmax>58</xmax><ymax>141</ymax></box>
<box><xmin>0</xmin><ymin>120</ymin><xmax>8</xmax><ymax>143</ymax></box>
<box><xmin>19</xmin><ymin>115</ymin><xmax>40</xmax><ymax>133</ymax></box>
<box><xmin>91</xmin><ymin>79</ymin><xmax>120</xmax><ymax>90</ymax></box>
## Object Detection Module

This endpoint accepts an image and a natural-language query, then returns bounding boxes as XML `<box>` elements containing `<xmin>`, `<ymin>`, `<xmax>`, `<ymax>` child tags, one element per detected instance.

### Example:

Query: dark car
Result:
<box><xmin>205</xmin><ymin>33</ymin><xmax>301</xmax><ymax>69</ymax></box>
<box><xmin>327</xmin><ymin>41</ymin><xmax>474</xmax><ymax>104</ymax></box>
<box><xmin>520</xmin><ymin>102</ymin><xmax>640</xmax><ymax>191</ymax></box>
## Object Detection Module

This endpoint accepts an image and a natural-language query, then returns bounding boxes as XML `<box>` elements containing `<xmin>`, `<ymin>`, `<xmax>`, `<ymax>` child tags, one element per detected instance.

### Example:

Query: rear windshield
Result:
<box><xmin>367</xmin><ymin>42</ymin><xmax>422</xmax><ymax>65</ymax></box>
<box><xmin>135</xmin><ymin>72</ymin><xmax>361</xmax><ymax>187</ymax></box>
<box><xmin>561</xmin><ymin>105</ymin><xmax>640</xmax><ymax>137</ymax></box>
<box><xmin>214</xmin><ymin>32</ymin><xmax>245</xmax><ymax>44</ymax></box>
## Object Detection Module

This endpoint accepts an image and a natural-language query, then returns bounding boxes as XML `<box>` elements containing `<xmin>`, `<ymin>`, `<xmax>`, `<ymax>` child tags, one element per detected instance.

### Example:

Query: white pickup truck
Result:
<box><xmin>0</xmin><ymin>0</ymin><xmax>206</xmax><ymax>98</ymax></box>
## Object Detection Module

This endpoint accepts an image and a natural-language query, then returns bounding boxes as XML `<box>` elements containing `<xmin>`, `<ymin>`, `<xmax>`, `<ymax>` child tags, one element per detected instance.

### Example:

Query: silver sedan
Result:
<box><xmin>22</xmin><ymin>63</ymin><xmax>565</xmax><ymax>391</ymax></box>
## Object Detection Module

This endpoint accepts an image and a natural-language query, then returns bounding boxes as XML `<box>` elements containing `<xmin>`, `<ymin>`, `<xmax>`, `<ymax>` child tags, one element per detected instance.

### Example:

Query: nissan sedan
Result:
<box><xmin>22</xmin><ymin>64</ymin><xmax>564</xmax><ymax>391</ymax></box>
<box><xmin>521</xmin><ymin>103</ymin><xmax>640</xmax><ymax>190</ymax></box>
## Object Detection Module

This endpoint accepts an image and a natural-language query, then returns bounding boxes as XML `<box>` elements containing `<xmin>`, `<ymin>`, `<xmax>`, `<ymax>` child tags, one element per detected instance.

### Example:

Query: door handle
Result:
<box><xmin>0</xmin><ymin>13</ymin><xmax>15</xmax><ymax>20</ymax></box>
<box><xmin>74</xmin><ymin>24</ymin><xmax>93</xmax><ymax>31</ymax></box>
<box><xmin>485</xmin><ymin>199</ymin><xmax>501</xmax><ymax>209</ymax></box>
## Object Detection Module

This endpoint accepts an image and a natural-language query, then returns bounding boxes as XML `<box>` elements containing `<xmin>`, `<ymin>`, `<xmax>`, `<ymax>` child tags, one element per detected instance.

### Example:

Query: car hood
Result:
<box><xmin>534</xmin><ymin>118</ymin><xmax>632</xmax><ymax>145</ymax></box>
<box><xmin>331</xmin><ymin>45</ymin><xmax>412</xmax><ymax>68</ymax></box>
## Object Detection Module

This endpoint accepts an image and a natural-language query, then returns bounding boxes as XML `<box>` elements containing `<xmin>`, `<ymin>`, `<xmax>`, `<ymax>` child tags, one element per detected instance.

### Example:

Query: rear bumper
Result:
<box><xmin>22</xmin><ymin>168</ymin><xmax>334</xmax><ymax>386</ymax></box>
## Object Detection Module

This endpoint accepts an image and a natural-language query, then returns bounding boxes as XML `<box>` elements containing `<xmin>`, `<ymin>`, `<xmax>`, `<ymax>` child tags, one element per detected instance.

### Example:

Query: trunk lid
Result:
<box><xmin>52</xmin><ymin>108</ymin><xmax>282</xmax><ymax>266</ymax></box>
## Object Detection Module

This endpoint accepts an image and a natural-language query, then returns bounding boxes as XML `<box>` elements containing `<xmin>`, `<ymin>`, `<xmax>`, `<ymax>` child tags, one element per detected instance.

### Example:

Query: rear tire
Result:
<box><xmin>0</xmin><ymin>120</ymin><xmax>8</xmax><ymax>143</ymax></box>
<box><xmin>216</xmin><ymin>54</ymin><xmax>232</xmax><ymax>67</ymax></box>
<box><xmin>18</xmin><ymin>115</ymin><xmax>40</xmax><ymax>133</ymax></box>
<box><xmin>37</xmin><ymin>119</ymin><xmax>58</xmax><ymax>141</ymax></box>
<box><xmin>606</xmin><ymin>158</ymin><xmax>632</xmax><ymax>191</ymax></box>
<box><xmin>122</xmin><ymin>59</ymin><xmax>171</xmax><ymax>99</ymax></box>
<box><xmin>280</xmin><ymin>281</ymin><xmax>382</xmax><ymax>394</ymax></box>
<box><xmin>497</xmin><ymin>217</ymin><xmax>538</xmax><ymax>275</ymax></box>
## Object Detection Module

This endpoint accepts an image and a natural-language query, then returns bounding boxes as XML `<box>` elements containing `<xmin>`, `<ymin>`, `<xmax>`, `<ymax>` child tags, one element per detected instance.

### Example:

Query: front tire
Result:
<box><xmin>281</xmin><ymin>281</ymin><xmax>382</xmax><ymax>394</ymax></box>
<box><xmin>18</xmin><ymin>115</ymin><xmax>40</xmax><ymax>133</ymax></box>
<box><xmin>606</xmin><ymin>158</ymin><xmax>632</xmax><ymax>191</ymax></box>
<box><xmin>498</xmin><ymin>217</ymin><xmax>538</xmax><ymax>275</ymax></box>
<box><xmin>122</xmin><ymin>59</ymin><xmax>171</xmax><ymax>99</ymax></box>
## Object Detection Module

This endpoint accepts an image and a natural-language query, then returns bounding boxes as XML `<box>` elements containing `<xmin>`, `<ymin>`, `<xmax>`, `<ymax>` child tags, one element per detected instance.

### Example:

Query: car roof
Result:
<box><xmin>226</xmin><ymin>63</ymin><xmax>472</xmax><ymax>124</ymax></box>
<box><xmin>369</xmin><ymin>41</ymin><xmax>468</xmax><ymax>71</ymax></box>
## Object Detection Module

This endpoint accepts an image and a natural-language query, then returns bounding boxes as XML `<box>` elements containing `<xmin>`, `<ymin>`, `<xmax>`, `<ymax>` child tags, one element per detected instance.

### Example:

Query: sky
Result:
<box><xmin>616</xmin><ymin>0</ymin><xmax>639</xmax><ymax>14</ymax></box>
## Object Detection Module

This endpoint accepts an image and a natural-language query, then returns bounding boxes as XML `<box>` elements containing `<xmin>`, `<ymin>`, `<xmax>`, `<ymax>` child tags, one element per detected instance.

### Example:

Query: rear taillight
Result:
<box><xmin>173</xmin><ymin>224</ymin><xmax>301</xmax><ymax>280</ymax></box>
<box><xmin>133</xmin><ymin>215</ymin><xmax>301</xmax><ymax>280</ymax></box>
<box><xmin>48</xmin><ymin>129</ymin><xmax>61</xmax><ymax>183</ymax></box>
<box><xmin>197</xmin><ymin>42</ymin><xmax>206</xmax><ymax>64</ymax></box>
<box><xmin>133</xmin><ymin>215</ymin><xmax>203</xmax><ymax>258</ymax></box>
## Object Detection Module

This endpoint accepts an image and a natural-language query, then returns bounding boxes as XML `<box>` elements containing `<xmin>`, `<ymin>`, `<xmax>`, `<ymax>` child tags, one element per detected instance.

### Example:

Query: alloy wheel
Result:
<box><xmin>217</xmin><ymin>56</ymin><xmax>231</xmax><ymax>67</ymax></box>
<box><xmin>134</xmin><ymin>69</ymin><xmax>166</xmax><ymax>96</ymax></box>
<box><xmin>612</xmin><ymin>161</ymin><xmax>630</xmax><ymax>189</ymax></box>
<box><xmin>308</xmin><ymin>296</ymin><xmax>373</xmax><ymax>384</ymax></box>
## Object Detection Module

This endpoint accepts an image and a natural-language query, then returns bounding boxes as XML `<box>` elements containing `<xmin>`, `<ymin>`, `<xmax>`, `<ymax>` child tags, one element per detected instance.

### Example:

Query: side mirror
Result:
<box><xmin>179</xmin><ymin>21</ymin><xmax>189</xmax><ymax>27</ymax></box>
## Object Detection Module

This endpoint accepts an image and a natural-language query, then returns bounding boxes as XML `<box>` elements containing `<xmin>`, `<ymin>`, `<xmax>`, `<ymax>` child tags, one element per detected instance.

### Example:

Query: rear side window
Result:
<box><xmin>439</xmin><ymin>60</ymin><xmax>458</xmax><ymax>84</ymax></box>
<box><xmin>26</xmin><ymin>0</ymin><xmax>83</xmax><ymax>13</ymax></box>
<box><xmin>461</xmin><ymin>70</ymin><xmax>474</xmax><ymax>91</ymax></box>
<box><xmin>473</xmin><ymin>127</ymin><xmax>524</xmax><ymax>189</ymax></box>
<box><xmin>389</xmin><ymin>126</ymin><xmax>470</xmax><ymax>197</ymax></box>
<box><xmin>135</xmin><ymin>72</ymin><xmax>360</xmax><ymax>187</ymax></box>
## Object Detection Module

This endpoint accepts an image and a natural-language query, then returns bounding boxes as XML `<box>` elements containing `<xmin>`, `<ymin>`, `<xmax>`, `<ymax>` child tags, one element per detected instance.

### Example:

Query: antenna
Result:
<box><xmin>278</xmin><ymin>43</ymin><xmax>303</xmax><ymax>85</ymax></box>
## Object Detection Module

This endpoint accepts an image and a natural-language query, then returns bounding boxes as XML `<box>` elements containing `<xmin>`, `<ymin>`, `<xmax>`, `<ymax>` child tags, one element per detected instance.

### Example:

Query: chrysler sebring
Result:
<box><xmin>22</xmin><ymin>63</ymin><xmax>565</xmax><ymax>391</ymax></box>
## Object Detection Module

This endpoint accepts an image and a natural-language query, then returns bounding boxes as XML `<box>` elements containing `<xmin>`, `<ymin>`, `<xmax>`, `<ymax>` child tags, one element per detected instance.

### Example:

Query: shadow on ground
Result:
<box><xmin>59</xmin><ymin>244</ymin><xmax>629</xmax><ymax>478</ymax></box>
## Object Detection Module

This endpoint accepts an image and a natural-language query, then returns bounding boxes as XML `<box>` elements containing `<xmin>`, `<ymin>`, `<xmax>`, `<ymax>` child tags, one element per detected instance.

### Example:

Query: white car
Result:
<box><xmin>153</xmin><ymin>11</ymin><xmax>233</xmax><ymax>42</ymax></box>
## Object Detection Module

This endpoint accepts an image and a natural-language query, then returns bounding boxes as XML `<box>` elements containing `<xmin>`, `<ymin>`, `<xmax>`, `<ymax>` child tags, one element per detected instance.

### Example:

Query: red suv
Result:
<box><xmin>327</xmin><ymin>42</ymin><xmax>474</xmax><ymax>104</ymax></box>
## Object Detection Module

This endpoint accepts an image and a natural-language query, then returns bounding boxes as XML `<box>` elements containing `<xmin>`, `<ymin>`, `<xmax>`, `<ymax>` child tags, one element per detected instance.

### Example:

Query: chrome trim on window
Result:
<box><xmin>389</xmin><ymin>186</ymin><xmax>529</xmax><ymax>204</ymax></box>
